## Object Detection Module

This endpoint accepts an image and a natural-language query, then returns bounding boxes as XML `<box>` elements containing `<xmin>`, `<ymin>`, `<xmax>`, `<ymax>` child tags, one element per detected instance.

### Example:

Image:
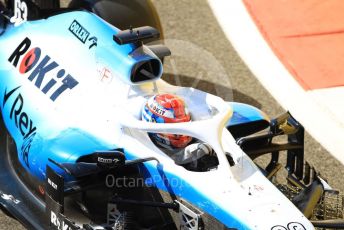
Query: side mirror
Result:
<box><xmin>147</xmin><ymin>44</ymin><xmax>171</xmax><ymax>59</ymax></box>
<box><xmin>113</xmin><ymin>26</ymin><xmax>160</xmax><ymax>45</ymax></box>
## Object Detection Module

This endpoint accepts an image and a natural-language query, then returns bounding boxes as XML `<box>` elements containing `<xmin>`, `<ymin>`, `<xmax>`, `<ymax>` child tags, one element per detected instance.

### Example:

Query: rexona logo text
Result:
<box><xmin>2</xmin><ymin>86</ymin><xmax>36</xmax><ymax>168</ymax></box>
<box><xmin>8</xmin><ymin>37</ymin><xmax>79</xmax><ymax>101</ymax></box>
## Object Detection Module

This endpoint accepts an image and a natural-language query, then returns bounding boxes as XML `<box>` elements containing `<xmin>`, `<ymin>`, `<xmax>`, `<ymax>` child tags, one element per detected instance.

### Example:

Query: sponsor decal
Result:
<box><xmin>99</xmin><ymin>67</ymin><xmax>113</xmax><ymax>83</ymax></box>
<box><xmin>8</xmin><ymin>37</ymin><xmax>79</xmax><ymax>101</ymax></box>
<box><xmin>38</xmin><ymin>185</ymin><xmax>45</xmax><ymax>195</ymax></box>
<box><xmin>69</xmin><ymin>20</ymin><xmax>98</xmax><ymax>49</ymax></box>
<box><xmin>88</xmin><ymin>36</ymin><xmax>98</xmax><ymax>49</ymax></box>
<box><xmin>96</xmin><ymin>60</ymin><xmax>113</xmax><ymax>83</ymax></box>
<box><xmin>287</xmin><ymin>222</ymin><xmax>306</xmax><ymax>230</ymax></box>
<box><xmin>2</xmin><ymin>86</ymin><xmax>37</xmax><ymax>168</ymax></box>
<box><xmin>50</xmin><ymin>211</ymin><xmax>79</xmax><ymax>230</ymax></box>
<box><xmin>95</xmin><ymin>151</ymin><xmax>125</xmax><ymax>168</ymax></box>
<box><xmin>48</xmin><ymin>178</ymin><xmax>58</xmax><ymax>190</ymax></box>
<box><xmin>69</xmin><ymin>20</ymin><xmax>89</xmax><ymax>43</ymax></box>
<box><xmin>149</xmin><ymin>101</ymin><xmax>166</xmax><ymax>116</ymax></box>
<box><xmin>98</xmin><ymin>157</ymin><xmax>115</xmax><ymax>164</ymax></box>
<box><xmin>0</xmin><ymin>191</ymin><xmax>20</xmax><ymax>204</ymax></box>
<box><xmin>151</xmin><ymin>105</ymin><xmax>166</xmax><ymax>116</ymax></box>
<box><xmin>46</xmin><ymin>166</ymin><xmax>64</xmax><ymax>204</ymax></box>
<box><xmin>271</xmin><ymin>222</ymin><xmax>305</xmax><ymax>230</ymax></box>
<box><xmin>97</xmin><ymin>157</ymin><xmax>121</xmax><ymax>165</ymax></box>
<box><xmin>10</xmin><ymin>0</ymin><xmax>27</xmax><ymax>26</ymax></box>
<box><xmin>271</xmin><ymin>226</ymin><xmax>286</xmax><ymax>230</ymax></box>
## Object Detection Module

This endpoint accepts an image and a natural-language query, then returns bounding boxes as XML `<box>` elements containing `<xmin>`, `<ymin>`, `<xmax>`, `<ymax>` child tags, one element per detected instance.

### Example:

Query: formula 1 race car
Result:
<box><xmin>1</xmin><ymin>1</ymin><xmax>344</xmax><ymax>230</ymax></box>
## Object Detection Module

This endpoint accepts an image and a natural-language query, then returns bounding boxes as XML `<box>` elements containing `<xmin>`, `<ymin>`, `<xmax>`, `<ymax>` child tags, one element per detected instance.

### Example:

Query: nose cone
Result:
<box><xmin>204</xmin><ymin>159</ymin><xmax>315</xmax><ymax>230</ymax></box>
<box><xmin>244</xmin><ymin>201</ymin><xmax>314</xmax><ymax>230</ymax></box>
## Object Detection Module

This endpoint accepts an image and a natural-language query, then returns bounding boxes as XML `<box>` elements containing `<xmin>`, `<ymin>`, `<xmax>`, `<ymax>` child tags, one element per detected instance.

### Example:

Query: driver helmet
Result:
<box><xmin>142</xmin><ymin>93</ymin><xmax>192</xmax><ymax>149</ymax></box>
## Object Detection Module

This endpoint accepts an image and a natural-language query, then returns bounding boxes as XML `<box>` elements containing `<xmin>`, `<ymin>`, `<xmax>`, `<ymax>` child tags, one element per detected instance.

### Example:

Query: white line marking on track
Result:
<box><xmin>208</xmin><ymin>0</ymin><xmax>344</xmax><ymax>163</ymax></box>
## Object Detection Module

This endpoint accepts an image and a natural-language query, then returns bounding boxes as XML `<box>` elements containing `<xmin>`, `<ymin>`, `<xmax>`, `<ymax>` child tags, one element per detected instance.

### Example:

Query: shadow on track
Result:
<box><xmin>162</xmin><ymin>73</ymin><xmax>262</xmax><ymax>109</ymax></box>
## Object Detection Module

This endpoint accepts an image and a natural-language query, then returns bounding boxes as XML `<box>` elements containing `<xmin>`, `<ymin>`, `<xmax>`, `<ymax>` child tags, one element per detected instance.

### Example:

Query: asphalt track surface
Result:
<box><xmin>1</xmin><ymin>0</ymin><xmax>344</xmax><ymax>229</ymax></box>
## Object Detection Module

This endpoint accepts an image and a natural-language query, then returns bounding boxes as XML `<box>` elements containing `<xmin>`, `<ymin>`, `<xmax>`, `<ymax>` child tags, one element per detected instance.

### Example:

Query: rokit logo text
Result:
<box><xmin>51</xmin><ymin>211</ymin><xmax>77</xmax><ymax>230</ymax></box>
<box><xmin>8</xmin><ymin>37</ymin><xmax>79</xmax><ymax>101</ymax></box>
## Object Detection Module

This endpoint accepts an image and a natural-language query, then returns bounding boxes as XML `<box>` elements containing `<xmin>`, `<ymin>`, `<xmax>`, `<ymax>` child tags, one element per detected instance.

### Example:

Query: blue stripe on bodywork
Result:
<box><xmin>227</xmin><ymin>102</ymin><xmax>269</xmax><ymax>127</ymax></box>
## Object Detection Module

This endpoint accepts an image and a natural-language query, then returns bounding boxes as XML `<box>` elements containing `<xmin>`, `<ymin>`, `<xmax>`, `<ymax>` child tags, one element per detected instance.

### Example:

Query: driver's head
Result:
<box><xmin>142</xmin><ymin>94</ymin><xmax>192</xmax><ymax>149</ymax></box>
